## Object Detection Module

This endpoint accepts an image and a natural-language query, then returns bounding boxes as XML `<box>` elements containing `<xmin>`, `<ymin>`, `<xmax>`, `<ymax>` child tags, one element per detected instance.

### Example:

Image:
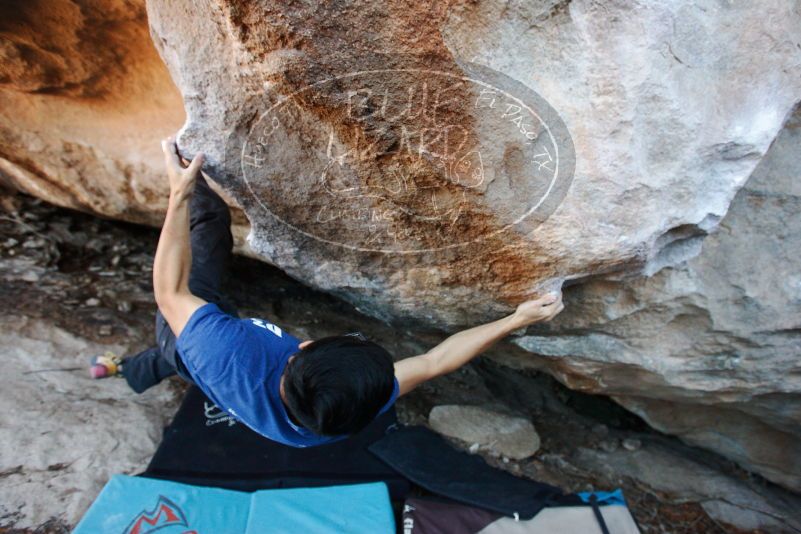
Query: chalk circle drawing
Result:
<box><xmin>241</xmin><ymin>59</ymin><xmax>575</xmax><ymax>254</ymax></box>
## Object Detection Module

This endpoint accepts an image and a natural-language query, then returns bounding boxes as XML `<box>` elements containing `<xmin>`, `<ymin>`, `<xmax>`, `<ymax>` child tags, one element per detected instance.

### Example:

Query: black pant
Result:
<box><xmin>121</xmin><ymin>175</ymin><xmax>238</xmax><ymax>394</ymax></box>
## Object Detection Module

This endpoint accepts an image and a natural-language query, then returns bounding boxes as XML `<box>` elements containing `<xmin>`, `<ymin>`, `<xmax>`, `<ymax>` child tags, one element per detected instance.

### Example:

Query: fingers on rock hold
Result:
<box><xmin>187</xmin><ymin>152</ymin><xmax>205</xmax><ymax>174</ymax></box>
<box><xmin>161</xmin><ymin>137</ymin><xmax>182</xmax><ymax>169</ymax></box>
<box><xmin>542</xmin><ymin>292</ymin><xmax>559</xmax><ymax>306</ymax></box>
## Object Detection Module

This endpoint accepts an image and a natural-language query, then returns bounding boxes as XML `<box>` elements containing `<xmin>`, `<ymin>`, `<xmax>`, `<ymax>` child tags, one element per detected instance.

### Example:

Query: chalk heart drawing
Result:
<box><xmin>241</xmin><ymin>61</ymin><xmax>575</xmax><ymax>254</ymax></box>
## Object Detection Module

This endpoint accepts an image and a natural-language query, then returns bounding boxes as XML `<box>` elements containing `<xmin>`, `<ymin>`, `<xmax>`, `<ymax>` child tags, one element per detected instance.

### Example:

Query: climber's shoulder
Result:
<box><xmin>394</xmin><ymin>352</ymin><xmax>437</xmax><ymax>397</ymax></box>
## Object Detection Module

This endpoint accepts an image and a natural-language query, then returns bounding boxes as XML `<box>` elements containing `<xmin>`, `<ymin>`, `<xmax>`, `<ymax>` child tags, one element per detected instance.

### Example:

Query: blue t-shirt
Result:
<box><xmin>175</xmin><ymin>303</ymin><xmax>399</xmax><ymax>448</ymax></box>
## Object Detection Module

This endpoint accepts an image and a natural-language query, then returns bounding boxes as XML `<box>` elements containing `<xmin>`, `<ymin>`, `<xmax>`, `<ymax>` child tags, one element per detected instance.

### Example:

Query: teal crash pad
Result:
<box><xmin>73</xmin><ymin>474</ymin><xmax>394</xmax><ymax>534</ymax></box>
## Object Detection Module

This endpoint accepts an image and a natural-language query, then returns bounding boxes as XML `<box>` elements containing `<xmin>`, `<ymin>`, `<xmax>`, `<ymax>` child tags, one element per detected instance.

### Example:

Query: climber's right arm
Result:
<box><xmin>153</xmin><ymin>137</ymin><xmax>207</xmax><ymax>337</ymax></box>
<box><xmin>394</xmin><ymin>292</ymin><xmax>564</xmax><ymax>396</ymax></box>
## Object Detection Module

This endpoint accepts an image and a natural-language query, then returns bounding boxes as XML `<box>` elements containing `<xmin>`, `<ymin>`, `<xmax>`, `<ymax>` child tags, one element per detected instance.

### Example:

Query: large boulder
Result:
<box><xmin>513</xmin><ymin>104</ymin><xmax>801</xmax><ymax>491</ymax></box>
<box><xmin>146</xmin><ymin>0</ymin><xmax>800</xmax><ymax>327</ymax></box>
<box><xmin>0</xmin><ymin>0</ymin><xmax>185</xmax><ymax>227</ymax></box>
<box><xmin>145</xmin><ymin>0</ymin><xmax>801</xmax><ymax>489</ymax></box>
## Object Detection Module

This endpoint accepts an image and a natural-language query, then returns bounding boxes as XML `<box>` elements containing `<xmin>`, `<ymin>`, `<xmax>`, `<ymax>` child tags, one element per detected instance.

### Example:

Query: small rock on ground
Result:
<box><xmin>429</xmin><ymin>404</ymin><xmax>540</xmax><ymax>460</ymax></box>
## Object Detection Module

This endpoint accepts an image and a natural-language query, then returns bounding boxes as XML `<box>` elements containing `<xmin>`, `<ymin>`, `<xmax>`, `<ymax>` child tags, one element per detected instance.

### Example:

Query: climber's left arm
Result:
<box><xmin>153</xmin><ymin>137</ymin><xmax>207</xmax><ymax>337</ymax></box>
<box><xmin>394</xmin><ymin>292</ymin><xmax>564</xmax><ymax>397</ymax></box>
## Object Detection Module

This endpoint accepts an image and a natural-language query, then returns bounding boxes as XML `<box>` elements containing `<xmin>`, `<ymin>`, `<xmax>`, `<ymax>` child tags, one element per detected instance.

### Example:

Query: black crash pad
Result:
<box><xmin>369</xmin><ymin>425</ymin><xmax>565</xmax><ymax>519</ymax></box>
<box><xmin>143</xmin><ymin>386</ymin><xmax>410</xmax><ymax>499</ymax></box>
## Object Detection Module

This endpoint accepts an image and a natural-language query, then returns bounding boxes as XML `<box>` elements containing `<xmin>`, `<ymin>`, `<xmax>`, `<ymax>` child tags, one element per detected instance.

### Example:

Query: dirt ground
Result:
<box><xmin>0</xmin><ymin>190</ymin><xmax>788</xmax><ymax>533</ymax></box>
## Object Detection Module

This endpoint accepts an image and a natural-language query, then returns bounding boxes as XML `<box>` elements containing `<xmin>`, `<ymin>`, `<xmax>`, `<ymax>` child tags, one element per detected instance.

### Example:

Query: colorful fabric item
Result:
<box><xmin>74</xmin><ymin>475</ymin><xmax>395</xmax><ymax>534</ymax></box>
<box><xmin>73</xmin><ymin>474</ymin><xmax>250</xmax><ymax>534</ymax></box>
<box><xmin>578</xmin><ymin>488</ymin><xmax>627</xmax><ymax>506</ymax></box>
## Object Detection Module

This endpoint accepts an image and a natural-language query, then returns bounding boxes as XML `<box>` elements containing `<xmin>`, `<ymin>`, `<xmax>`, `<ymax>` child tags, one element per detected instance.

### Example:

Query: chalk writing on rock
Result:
<box><xmin>241</xmin><ymin>62</ymin><xmax>575</xmax><ymax>254</ymax></box>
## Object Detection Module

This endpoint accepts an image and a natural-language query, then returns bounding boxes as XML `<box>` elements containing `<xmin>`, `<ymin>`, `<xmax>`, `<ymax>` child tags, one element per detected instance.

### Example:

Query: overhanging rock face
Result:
<box><xmin>148</xmin><ymin>0</ymin><xmax>800</xmax><ymax>326</ymax></box>
<box><xmin>146</xmin><ymin>0</ymin><xmax>801</xmax><ymax>489</ymax></box>
<box><xmin>0</xmin><ymin>0</ymin><xmax>185</xmax><ymax>226</ymax></box>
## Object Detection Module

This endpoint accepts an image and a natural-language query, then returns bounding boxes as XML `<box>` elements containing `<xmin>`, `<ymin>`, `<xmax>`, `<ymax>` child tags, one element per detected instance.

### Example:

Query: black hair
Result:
<box><xmin>281</xmin><ymin>335</ymin><xmax>395</xmax><ymax>436</ymax></box>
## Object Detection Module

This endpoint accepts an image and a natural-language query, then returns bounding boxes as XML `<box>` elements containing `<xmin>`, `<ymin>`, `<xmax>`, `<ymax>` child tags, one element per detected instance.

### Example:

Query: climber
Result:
<box><xmin>89</xmin><ymin>136</ymin><xmax>564</xmax><ymax>447</ymax></box>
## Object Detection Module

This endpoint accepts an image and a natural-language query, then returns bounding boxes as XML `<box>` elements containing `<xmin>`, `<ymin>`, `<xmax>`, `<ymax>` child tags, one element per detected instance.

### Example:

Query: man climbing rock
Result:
<box><xmin>90</xmin><ymin>136</ymin><xmax>564</xmax><ymax>447</ymax></box>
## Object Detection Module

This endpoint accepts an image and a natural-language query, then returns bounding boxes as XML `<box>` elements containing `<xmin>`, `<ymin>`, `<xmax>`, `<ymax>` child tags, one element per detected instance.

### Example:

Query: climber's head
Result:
<box><xmin>280</xmin><ymin>334</ymin><xmax>395</xmax><ymax>436</ymax></box>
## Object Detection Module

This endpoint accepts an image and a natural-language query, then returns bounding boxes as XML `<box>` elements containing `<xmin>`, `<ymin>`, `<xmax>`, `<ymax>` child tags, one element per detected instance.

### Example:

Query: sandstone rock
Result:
<box><xmin>429</xmin><ymin>405</ymin><xmax>541</xmax><ymax>460</ymax></box>
<box><xmin>0</xmin><ymin>0</ymin><xmax>252</xmax><ymax>255</ymax></box>
<box><xmin>0</xmin><ymin>0</ymin><xmax>184</xmax><ymax>226</ymax></box>
<box><xmin>147</xmin><ymin>0</ymin><xmax>800</xmax><ymax>327</ymax></box>
<box><xmin>143</xmin><ymin>0</ymin><xmax>801</xmax><ymax>490</ymax></box>
<box><xmin>0</xmin><ymin>315</ymin><xmax>179</xmax><ymax>529</ymax></box>
<box><xmin>514</xmin><ymin>104</ymin><xmax>801</xmax><ymax>491</ymax></box>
